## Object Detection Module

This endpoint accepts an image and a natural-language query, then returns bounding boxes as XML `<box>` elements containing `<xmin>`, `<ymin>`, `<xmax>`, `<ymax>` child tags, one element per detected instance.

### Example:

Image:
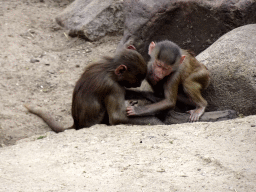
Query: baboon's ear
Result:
<box><xmin>115</xmin><ymin>65</ymin><xmax>127</xmax><ymax>75</ymax></box>
<box><xmin>148</xmin><ymin>41</ymin><xmax>156</xmax><ymax>55</ymax></box>
<box><xmin>180</xmin><ymin>55</ymin><xmax>186</xmax><ymax>64</ymax></box>
<box><xmin>127</xmin><ymin>45</ymin><xmax>136</xmax><ymax>50</ymax></box>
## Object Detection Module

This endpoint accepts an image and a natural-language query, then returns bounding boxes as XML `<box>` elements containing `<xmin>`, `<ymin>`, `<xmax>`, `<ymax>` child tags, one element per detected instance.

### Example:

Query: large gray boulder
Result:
<box><xmin>117</xmin><ymin>0</ymin><xmax>256</xmax><ymax>61</ymax></box>
<box><xmin>197</xmin><ymin>24</ymin><xmax>256</xmax><ymax>116</ymax></box>
<box><xmin>55</xmin><ymin>0</ymin><xmax>124</xmax><ymax>41</ymax></box>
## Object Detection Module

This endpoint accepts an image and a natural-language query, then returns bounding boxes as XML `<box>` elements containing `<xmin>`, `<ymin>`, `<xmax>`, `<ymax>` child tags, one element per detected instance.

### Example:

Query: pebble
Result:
<box><xmin>30</xmin><ymin>58</ymin><xmax>40</xmax><ymax>63</ymax></box>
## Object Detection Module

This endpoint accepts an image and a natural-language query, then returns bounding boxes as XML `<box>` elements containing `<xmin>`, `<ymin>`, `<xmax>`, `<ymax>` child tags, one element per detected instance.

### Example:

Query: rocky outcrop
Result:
<box><xmin>117</xmin><ymin>0</ymin><xmax>256</xmax><ymax>61</ymax></box>
<box><xmin>56</xmin><ymin>0</ymin><xmax>124</xmax><ymax>41</ymax></box>
<box><xmin>197</xmin><ymin>24</ymin><xmax>256</xmax><ymax>116</ymax></box>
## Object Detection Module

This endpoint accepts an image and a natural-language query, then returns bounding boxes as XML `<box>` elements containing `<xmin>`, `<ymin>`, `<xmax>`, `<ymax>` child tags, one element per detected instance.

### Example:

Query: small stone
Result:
<box><xmin>30</xmin><ymin>58</ymin><xmax>40</xmax><ymax>63</ymax></box>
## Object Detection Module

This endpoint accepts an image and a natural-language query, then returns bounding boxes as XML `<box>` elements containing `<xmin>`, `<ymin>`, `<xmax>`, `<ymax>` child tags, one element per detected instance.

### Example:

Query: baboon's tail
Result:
<box><xmin>24</xmin><ymin>104</ymin><xmax>73</xmax><ymax>133</ymax></box>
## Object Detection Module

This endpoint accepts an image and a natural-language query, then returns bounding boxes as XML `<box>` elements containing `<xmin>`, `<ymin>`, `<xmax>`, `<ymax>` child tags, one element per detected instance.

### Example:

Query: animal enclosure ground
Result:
<box><xmin>0</xmin><ymin>1</ymin><xmax>256</xmax><ymax>191</ymax></box>
<box><xmin>0</xmin><ymin>0</ymin><xmax>121</xmax><ymax>146</ymax></box>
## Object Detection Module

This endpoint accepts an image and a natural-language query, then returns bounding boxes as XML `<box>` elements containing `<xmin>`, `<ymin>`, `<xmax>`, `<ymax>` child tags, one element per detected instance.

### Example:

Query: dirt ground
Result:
<box><xmin>0</xmin><ymin>0</ymin><xmax>122</xmax><ymax>146</ymax></box>
<box><xmin>0</xmin><ymin>1</ymin><xmax>256</xmax><ymax>191</ymax></box>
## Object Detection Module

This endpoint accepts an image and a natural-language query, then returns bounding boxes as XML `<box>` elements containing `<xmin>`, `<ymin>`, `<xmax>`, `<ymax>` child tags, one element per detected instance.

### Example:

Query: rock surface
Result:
<box><xmin>56</xmin><ymin>0</ymin><xmax>124</xmax><ymax>41</ymax></box>
<box><xmin>1</xmin><ymin>115</ymin><xmax>256</xmax><ymax>191</ymax></box>
<box><xmin>197</xmin><ymin>24</ymin><xmax>256</xmax><ymax>116</ymax></box>
<box><xmin>117</xmin><ymin>0</ymin><xmax>256</xmax><ymax>60</ymax></box>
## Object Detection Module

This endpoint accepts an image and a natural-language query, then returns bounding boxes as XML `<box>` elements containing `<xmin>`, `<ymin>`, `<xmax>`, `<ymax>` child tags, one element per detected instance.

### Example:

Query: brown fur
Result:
<box><xmin>126</xmin><ymin>40</ymin><xmax>210</xmax><ymax>122</ymax></box>
<box><xmin>25</xmin><ymin>48</ymin><xmax>147</xmax><ymax>132</ymax></box>
<box><xmin>167</xmin><ymin>49</ymin><xmax>210</xmax><ymax>108</ymax></box>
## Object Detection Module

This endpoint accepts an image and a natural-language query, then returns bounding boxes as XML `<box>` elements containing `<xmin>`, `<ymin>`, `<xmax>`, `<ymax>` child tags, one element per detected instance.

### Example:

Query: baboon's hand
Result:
<box><xmin>126</xmin><ymin>106</ymin><xmax>136</xmax><ymax>116</ymax></box>
<box><xmin>187</xmin><ymin>106</ymin><xmax>205</xmax><ymax>122</ymax></box>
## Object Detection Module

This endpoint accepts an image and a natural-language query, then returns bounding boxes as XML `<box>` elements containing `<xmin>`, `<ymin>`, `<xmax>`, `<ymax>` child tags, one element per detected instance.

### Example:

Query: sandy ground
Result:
<box><xmin>0</xmin><ymin>0</ymin><xmax>121</xmax><ymax>146</ymax></box>
<box><xmin>0</xmin><ymin>0</ymin><xmax>256</xmax><ymax>191</ymax></box>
